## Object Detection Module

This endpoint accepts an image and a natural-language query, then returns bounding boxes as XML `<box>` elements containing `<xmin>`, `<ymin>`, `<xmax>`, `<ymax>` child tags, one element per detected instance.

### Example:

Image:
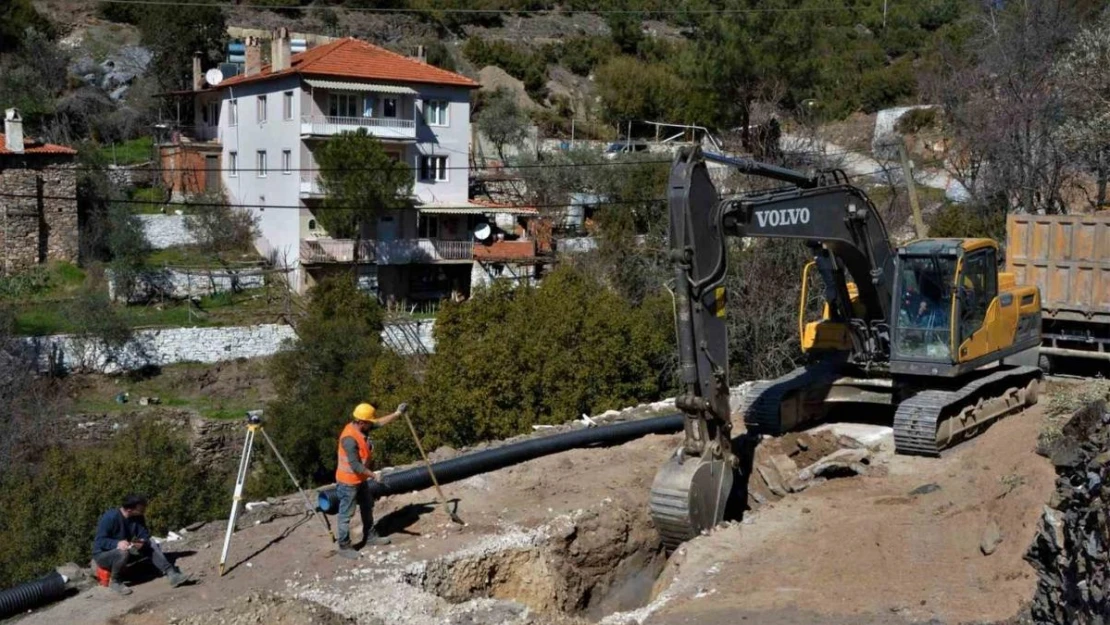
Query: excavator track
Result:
<box><xmin>893</xmin><ymin>365</ymin><xmax>1041</xmax><ymax>456</ymax></box>
<box><xmin>738</xmin><ymin>363</ymin><xmax>845</xmax><ymax>435</ymax></box>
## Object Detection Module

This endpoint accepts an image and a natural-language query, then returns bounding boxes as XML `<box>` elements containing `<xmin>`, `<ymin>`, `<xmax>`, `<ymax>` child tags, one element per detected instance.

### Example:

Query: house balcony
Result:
<box><xmin>300</xmin><ymin>238</ymin><xmax>474</xmax><ymax>265</ymax></box>
<box><xmin>154</xmin><ymin>124</ymin><xmax>219</xmax><ymax>146</ymax></box>
<box><xmin>300</xmin><ymin>115</ymin><xmax>417</xmax><ymax>141</ymax></box>
<box><xmin>299</xmin><ymin>174</ymin><xmax>324</xmax><ymax>199</ymax></box>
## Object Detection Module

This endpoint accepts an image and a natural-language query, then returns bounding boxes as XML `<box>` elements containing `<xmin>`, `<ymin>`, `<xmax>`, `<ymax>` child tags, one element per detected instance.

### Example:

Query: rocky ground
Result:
<box><xmin>18</xmin><ymin>380</ymin><xmax>1087</xmax><ymax>625</ymax></box>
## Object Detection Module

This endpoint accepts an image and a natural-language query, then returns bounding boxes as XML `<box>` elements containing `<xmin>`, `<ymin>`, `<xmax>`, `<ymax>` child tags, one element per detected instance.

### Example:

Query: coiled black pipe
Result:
<box><xmin>367</xmin><ymin>413</ymin><xmax>683</xmax><ymax>498</ymax></box>
<box><xmin>0</xmin><ymin>571</ymin><xmax>67</xmax><ymax>619</ymax></box>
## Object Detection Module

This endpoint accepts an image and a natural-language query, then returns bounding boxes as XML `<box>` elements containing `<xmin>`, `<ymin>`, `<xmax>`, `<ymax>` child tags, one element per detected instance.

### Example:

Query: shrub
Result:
<box><xmin>183</xmin><ymin>194</ymin><xmax>260</xmax><ymax>258</ymax></box>
<box><xmin>416</xmin><ymin>266</ymin><xmax>675</xmax><ymax>450</ymax></box>
<box><xmin>896</xmin><ymin>108</ymin><xmax>939</xmax><ymax>135</ymax></box>
<box><xmin>859</xmin><ymin>59</ymin><xmax>918</xmax><ymax>113</ymax></box>
<box><xmin>926</xmin><ymin>201</ymin><xmax>1007</xmax><ymax>240</ymax></box>
<box><xmin>0</xmin><ymin>423</ymin><xmax>228</xmax><ymax>586</ymax></box>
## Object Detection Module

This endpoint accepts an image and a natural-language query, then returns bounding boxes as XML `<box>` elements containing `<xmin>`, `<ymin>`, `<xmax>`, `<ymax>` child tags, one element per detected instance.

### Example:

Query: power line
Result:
<box><xmin>95</xmin><ymin>0</ymin><xmax>884</xmax><ymax>16</ymax></box>
<box><xmin>78</xmin><ymin>158</ymin><xmax>675</xmax><ymax>175</ymax></box>
<box><xmin>0</xmin><ymin>191</ymin><xmax>668</xmax><ymax>211</ymax></box>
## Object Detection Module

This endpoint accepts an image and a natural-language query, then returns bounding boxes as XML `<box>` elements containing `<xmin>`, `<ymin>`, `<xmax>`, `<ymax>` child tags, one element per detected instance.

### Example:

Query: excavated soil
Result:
<box><xmin>20</xmin><ymin>386</ymin><xmax>1068</xmax><ymax>625</ymax></box>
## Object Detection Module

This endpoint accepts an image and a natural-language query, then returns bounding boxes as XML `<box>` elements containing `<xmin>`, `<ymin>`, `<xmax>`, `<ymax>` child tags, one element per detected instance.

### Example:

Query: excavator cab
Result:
<box><xmin>889</xmin><ymin>238</ymin><xmax>1041</xmax><ymax>377</ymax></box>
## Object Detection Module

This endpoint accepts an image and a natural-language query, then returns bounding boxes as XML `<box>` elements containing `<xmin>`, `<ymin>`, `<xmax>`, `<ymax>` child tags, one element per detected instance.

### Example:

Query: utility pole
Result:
<box><xmin>883</xmin><ymin>0</ymin><xmax>888</xmax><ymax>28</ymax></box>
<box><xmin>897</xmin><ymin>140</ymin><xmax>927</xmax><ymax>239</ymax></box>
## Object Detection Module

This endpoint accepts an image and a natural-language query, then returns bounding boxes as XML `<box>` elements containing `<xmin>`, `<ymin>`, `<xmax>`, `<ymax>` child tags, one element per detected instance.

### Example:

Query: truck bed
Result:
<box><xmin>1007</xmin><ymin>213</ymin><xmax>1110</xmax><ymax>364</ymax></box>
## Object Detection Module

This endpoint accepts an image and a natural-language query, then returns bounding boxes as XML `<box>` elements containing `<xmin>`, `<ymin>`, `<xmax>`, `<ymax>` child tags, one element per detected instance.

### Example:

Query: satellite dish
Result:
<box><xmin>473</xmin><ymin>223</ymin><xmax>492</xmax><ymax>241</ymax></box>
<box><xmin>205</xmin><ymin>68</ymin><xmax>224</xmax><ymax>87</ymax></box>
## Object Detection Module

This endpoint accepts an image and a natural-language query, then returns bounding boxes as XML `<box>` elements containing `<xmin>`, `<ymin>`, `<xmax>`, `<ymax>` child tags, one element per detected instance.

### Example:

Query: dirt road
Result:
<box><xmin>19</xmin><ymin>400</ymin><xmax>1055</xmax><ymax>625</ymax></box>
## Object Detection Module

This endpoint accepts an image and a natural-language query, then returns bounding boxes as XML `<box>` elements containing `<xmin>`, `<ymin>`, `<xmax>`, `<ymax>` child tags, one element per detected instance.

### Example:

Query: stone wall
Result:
<box><xmin>21</xmin><ymin>323</ymin><xmax>296</xmax><ymax>374</ymax></box>
<box><xmin>0</xmin><ymin>156</ymin><xmax>78</xmax><ymax>274</ymax></box>
<box><xmin>139</xmin><ymin>214</ymin><xmax>197</xmax><ymax>249</ymax></box>
<box><xmin>107</xmin><ymin>266</ymin><xmax>267</xmax><ymax>302</ymax></box>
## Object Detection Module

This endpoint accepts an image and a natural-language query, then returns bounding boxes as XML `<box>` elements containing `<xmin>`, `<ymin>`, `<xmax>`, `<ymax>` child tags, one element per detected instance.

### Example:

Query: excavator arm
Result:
<box><xmin>651</xmin><ymin>148</ymin><xmax>897</xmax><ymax>548</ymax></box>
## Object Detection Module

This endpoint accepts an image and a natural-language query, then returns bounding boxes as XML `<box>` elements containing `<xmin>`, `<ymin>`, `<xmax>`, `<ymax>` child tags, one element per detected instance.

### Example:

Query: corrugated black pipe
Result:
<box><xmin>0</xmin><ymin>572</ymin><xmax>67</xmax><ymax>619</ymax></box>
<box><xmin>367</xmin><ymin>413</ymin><xmax>683</xmax><ymax>498</ymax></box>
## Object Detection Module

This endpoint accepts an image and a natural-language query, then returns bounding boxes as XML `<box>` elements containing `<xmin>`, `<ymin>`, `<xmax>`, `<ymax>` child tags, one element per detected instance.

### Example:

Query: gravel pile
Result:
<box><xmin>1025</xmin><ymin>400</ymin><xmax>1110</xmax><ymax>623</ymax></box>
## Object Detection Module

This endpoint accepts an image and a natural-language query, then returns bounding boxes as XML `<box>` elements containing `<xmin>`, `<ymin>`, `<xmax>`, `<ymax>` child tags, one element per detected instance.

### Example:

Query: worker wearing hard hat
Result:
<box><xmin>335</xmin><ymin>401</ymin><xmax>408</xmax><ymax>558</ymax></box>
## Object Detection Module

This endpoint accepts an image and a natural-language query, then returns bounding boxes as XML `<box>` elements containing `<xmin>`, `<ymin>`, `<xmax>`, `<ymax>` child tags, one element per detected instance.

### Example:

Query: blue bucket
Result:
<box><xmin>317</xmin><ymin>488</ymin><xmax>340</xmax><ymax>515</ymax></box>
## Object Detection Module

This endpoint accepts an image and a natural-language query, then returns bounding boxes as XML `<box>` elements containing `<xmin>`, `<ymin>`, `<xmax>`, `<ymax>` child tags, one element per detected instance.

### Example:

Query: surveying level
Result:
<box><xmin>218</xmin><ymin>410</ymin><xmax>336</xmax><ymax>576</ymax></box>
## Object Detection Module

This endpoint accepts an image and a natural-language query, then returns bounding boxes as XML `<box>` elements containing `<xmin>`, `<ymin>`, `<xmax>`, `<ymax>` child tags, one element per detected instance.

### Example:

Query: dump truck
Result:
<box><xmin>1007</xmin><ymin>213</ymin><xmax>1110</xmax><ymax>372</ymax></box>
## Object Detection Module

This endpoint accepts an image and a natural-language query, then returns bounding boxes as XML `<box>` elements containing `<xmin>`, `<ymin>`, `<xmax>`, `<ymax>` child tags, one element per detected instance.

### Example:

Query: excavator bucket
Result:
<box><xmin>649</xmin><ymin>451</ymin><xmax>733</xmax><ymax>550</ymax></box>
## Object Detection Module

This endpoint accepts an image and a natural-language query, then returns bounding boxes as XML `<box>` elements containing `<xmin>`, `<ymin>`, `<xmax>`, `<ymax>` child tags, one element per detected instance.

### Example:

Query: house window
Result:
<box><xmin>363</xmin><ymin>95</ymin><xmax>375</xmax><ymax>117</ymax></box>
<box><xmin>257</xmin><ymin>150</ymin><xmax>267</xmax><ymax>177</ymax></box>
<box><xmin>282</xmin><ymin>149</ymin><xmax>291</xmax><ymax>174</ymax></box>
<box><xmin>257</xmin><ymin>95</ymin><xmax>267</xmax><ymax>123</ymax></box>
<box><xmin>425</xmin><ymin>100</ymin><xmax>448</xmax><ymax>126</ymax></box>
<box><xmin>229</xmin><ymin>151</ymin><xmax>238</xmax><ymax>176</ymax></box>
<box><xmin>419</xmin><ymin>155</ymin><xmax>447</xmax><ymax>182</ymax></box>
<box><xmin>329</xmin><ymin>93</ymin><xmax>359</xmax><ymax>118</ymax></box>
<box><xmin>308</xmin><ymin>219</ymin><xmax>317</xmax><ymax>231</ymax></box>
<box><xmin>283</xmin><ymin>91</ymin><xmax>293</xmax><ymax>120</ymax></box>
<box><xmin>229</xmin><ymin>99</ymin><xmax>238</xmax><ymax>126</ymax></box>
<box><xmin>207</xmin><ymin>101</ymin><xmax>220</xmax><ymax>126</ymax></box>
<box><xmin>383</xmin><ymin>97</ymin><xmax>398</xmax><ymax>118</ymax></box>
<box><xmin>418</xmin><ymin>214</ymin><xmax>439</xmax><ymax>238</ymax></box>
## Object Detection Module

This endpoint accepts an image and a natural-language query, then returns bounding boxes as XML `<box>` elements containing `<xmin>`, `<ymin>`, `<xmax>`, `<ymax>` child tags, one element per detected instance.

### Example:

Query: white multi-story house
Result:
<box><xmin>169</xmin><ymin>31</ymin><xmax>542</xmax><ymax>300</ymax></box>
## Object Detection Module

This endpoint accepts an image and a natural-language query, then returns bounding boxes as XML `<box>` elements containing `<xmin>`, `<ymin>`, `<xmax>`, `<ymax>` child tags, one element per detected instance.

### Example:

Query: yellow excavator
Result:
<box><xmin>650</xmin><ymin>148</ymin><xmax>1043</xmax><ymax>548</ymax></box>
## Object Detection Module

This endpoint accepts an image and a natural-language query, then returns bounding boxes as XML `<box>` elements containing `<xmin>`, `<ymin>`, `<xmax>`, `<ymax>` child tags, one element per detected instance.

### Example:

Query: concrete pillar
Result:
<box><xmin>4</xmin><ymin>108</ymin><xmax>24</xmax><ymax>153</ymax></box>
<box><xmin>271</xmin><ymin>27</ymin><xmax>291</xmax><ymax>72</ymax></box>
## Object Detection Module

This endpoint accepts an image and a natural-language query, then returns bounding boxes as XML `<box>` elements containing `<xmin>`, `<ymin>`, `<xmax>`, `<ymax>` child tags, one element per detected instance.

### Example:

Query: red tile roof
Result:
<box><xmin>220</xmin><ymin>38</ymin><xmax>479</xmax><ymax>90</ymax></box>
<box><xmin>0</xmin><ymin>134</ymin><xmax>77</xmax><ymax>155</ymax></box>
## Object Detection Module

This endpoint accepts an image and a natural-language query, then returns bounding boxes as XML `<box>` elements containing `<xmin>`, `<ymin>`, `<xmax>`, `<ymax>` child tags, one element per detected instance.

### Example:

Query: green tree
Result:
<box><xmin>138</xmin><ymin>5</ymin><xmax>226</xmax><ymax>90</ymax></box>
<box><xmin>105</xmin><ymin>202</ymin><xmax>152</xmax><ymax>300</ymax></box>
<box><xmin>594</xmin><ymin>56</ymin><xmax>685</xmax><ymax>125</ymax></box>
<box><xmin>314</xmin><ymin>129</ymin><xmax>413</xmax><ymax>262</ymax></box>
<box><xmin>260</xmin><ymin>277</ymin><xmax>418</xmax><ymax>489</ymax></box>
<box><xmin>417</xmin><ymin>266</ymin><xmax>675</xmax><ymax>449</ymax></box>
<box><xmin>477</xmin><ymin>87</ymin><xmax>530</xmax><ymax>161</ymax></box>
<box><xmin>0</xmin><ymin>0</ymin><xmax>52</xmax><ymax>53</ymax></box>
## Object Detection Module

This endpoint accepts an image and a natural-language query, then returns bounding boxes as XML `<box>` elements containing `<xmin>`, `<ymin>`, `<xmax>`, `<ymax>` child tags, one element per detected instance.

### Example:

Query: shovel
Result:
<box><xmin>401</xmin><ymin>410</ymin><xmax>465</xmax><ymax>525</ymax></box>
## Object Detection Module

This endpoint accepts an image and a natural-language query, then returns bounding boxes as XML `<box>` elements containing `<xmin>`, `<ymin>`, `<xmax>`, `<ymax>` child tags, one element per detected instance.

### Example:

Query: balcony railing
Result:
<box><xmin>156</xmin><ymin>124</ymin><xmax>219</xmax><ymax>145</ymax></box>
<box><xmin>300</xmin><ymin>239</ymin><xmax>376</xmax><ymax>264</ymax></box>
<box><xmin>300</xmin><ymin>115</ymin><xmax>417</xmax><ymax>140</ymax></box>
<box><xmin>376</xmin><ymin>239</ymin><xmax>474</xmax><ymax>264</ymax></box>
<box><xmin>300</xmin><ymin>238</ymin><xmax>473</xmax><ymax>265</ymax></box>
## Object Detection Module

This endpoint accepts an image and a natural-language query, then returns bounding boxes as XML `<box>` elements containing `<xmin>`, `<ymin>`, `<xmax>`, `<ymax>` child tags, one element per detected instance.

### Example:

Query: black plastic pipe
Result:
<box><xmin>0</xmin><ymin>571</ymin><xmax>67</xmax><ymax>619</ymax></box>
<box><xmin>367</xmin><ymin>413</ymin><xmax>683</xmax><ymax>498</ymax></box>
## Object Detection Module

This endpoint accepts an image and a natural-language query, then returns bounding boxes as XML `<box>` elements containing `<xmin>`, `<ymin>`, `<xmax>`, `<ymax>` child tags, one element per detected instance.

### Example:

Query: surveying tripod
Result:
<box><xmin>218</xmin><ymin>410</ymin><xmax>335</xmax><ymax>576</ymax></box>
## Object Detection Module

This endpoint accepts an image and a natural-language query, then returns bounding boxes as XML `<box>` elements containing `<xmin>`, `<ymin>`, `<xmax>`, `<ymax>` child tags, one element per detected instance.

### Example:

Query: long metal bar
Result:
<box><xmin>1041</xmin><ymin>346</ymin><xmax>1110</xmax><ymax>361</ymax></box>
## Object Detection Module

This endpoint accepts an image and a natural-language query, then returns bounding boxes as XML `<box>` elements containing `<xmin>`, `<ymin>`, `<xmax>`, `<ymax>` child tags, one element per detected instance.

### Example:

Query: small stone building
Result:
<box><xmin>0</xmin><ymin>108</ymin><xmax>79</xmax><ymax>275</ymax></box>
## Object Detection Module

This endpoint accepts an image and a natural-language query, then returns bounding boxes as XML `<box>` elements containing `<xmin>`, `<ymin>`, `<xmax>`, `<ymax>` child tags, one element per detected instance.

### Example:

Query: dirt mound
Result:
<box><xmin>166</xmin><ymin>591</ymin><xmax>352</xmax><ymax>625</ymax></box>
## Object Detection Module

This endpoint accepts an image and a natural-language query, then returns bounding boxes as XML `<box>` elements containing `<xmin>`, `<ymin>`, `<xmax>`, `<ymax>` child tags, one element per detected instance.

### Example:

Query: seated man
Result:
<box><xmin>93</xmin><ymin>494</ymin><xmax>190</xmax><ymax>595</ymax></box>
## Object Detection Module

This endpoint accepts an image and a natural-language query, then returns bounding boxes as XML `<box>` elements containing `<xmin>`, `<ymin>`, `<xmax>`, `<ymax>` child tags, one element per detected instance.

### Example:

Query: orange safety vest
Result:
<box><xmin>336</xmin><ymin>422</ymin><xmax>373</xmax><ymax>485</ymax></box>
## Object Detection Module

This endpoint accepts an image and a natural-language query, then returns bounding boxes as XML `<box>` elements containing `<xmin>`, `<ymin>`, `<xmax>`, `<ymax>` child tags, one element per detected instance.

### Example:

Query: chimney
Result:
<box><xmin>271</xmin><ymin>27</ymin><xmax>291</xmax><ymax>72</ymax></box>
<box><xmin>414</xmin><ymin>44</ymin><xmax>427</xmax><ymax>63</ymax></box>
<box><xmin>192</xmin><ymin>51</ymin><xmax>204</xmax><ymax>90</ymax></box>
<box><xmin>245</xmin><ymin>36</ymin><xmax>263</xmax><ymax>77</ymax></box>
<box><xmin>4</xmin><ymin>109</ymin><xmax>24</xmax><ymax>154</ymax></box>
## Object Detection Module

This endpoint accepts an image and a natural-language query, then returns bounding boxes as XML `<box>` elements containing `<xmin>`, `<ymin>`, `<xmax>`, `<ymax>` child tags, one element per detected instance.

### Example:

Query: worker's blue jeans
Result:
<box><xmin>336</xmin><ymin>481</ymin><xmax>377</xmax><ymax>548</ymax></box>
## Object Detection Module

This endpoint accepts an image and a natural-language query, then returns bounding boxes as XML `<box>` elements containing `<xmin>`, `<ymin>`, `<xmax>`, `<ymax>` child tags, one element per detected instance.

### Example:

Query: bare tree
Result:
<box><xmin>931</xmin><ymin>2</ymin><xmax>1080</xmax><ymax>214</ymax></box>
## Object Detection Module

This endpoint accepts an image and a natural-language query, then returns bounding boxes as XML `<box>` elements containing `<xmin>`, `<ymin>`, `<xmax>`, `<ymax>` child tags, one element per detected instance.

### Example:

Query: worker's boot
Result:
<box><xmin>108</xmin><ymin>580</ymin><xmax>132</xmax><ymax>596</ymax></box>
<box><xmin>363</xmin><ymin>532</ymin><xmax>392</xmax><ymax>547</ymax></box>
<box><xmin>337</xmin><ymin>544</ymin><xmax>360</xmax><ymax>559</ymax></box>
<box><xmin>167</xmin><ymin>567</ymin><xmax>191</xmax><ymax>588</ymax></box>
